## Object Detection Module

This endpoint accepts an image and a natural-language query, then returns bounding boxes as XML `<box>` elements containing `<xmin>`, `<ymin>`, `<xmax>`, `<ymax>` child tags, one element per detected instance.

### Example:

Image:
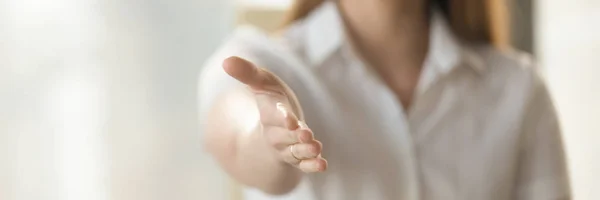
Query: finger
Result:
<box><xmin>222</xmin><ymin>56</ymin><xmax>282</xmax><ymax>91</ymax></box>
<box><xmin>298</xmin><ymin>158</ymin><xmax>328</xmax><ymax>173</ymax></box>
<box><xmin>288</xmin><ymin>141</ymin><xmax>322</xmax><ymax>160</ymax></box>
<box><xmin>277</xmin><ymin>102</ymin><xmax>300</xmax><ymax>130</ymax></box>
<box><xmin>296</xmin><ymin>122</ymin><xmax>314</xmax><ymax>143</ymax></box>
<box><xmin>263</xmin><ymin>126</ymin><xmax>298</xmax><ymax>150</ymax></box>
<box><xmin>222</xmin><ymin>56</ymin><xmax>260</xmax><ymax>86</ymax></box>
<box><xmin>263</xmin><ymin>123</ymin><xmax>313</xmax><ymax>150</ymax></box>
<box><xmin>281</xmin><ymin>144</ymin><xmax>302</xmax><ymax>165</ymax></box>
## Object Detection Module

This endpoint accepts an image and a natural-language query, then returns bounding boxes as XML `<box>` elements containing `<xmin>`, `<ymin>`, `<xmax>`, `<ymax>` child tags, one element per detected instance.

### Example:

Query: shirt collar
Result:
<box><xmin>303</xmin><ymin>1</ymin><xmax>485</xmax><ymax>74</ymax></box>
<box><xmin>304</xmin><ymin>1</ymin><xmax>344</xmax><ymax>67</ymax></box>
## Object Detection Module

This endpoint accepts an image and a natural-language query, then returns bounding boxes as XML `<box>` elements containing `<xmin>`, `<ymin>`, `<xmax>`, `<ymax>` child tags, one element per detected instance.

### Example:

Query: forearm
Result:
<box><xmin>203</xmin><ymin>89</ymin><xmax>303</xmax><ymax>195</ymax></box>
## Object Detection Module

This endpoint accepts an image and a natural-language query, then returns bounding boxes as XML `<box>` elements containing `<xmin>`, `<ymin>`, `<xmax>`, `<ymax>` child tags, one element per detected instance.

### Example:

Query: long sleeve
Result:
<box><xmin>514</xmin><ymin>72</ymin><xmax>571</xmax><ymax>200</ymax></box>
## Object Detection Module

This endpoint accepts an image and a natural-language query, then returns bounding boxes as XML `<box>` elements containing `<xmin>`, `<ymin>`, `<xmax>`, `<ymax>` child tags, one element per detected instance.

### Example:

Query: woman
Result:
<box><xmin>198</xmin><ymin>0</ymin><xmax>570</xmax><ymax>199</ymax></box>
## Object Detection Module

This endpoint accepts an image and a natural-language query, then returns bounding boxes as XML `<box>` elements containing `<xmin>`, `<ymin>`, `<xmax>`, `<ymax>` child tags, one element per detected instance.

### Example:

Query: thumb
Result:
<box><xmin>223</xmin><ymin>56</ymin><xmax>277</xmax><ymax>89</ymax></box>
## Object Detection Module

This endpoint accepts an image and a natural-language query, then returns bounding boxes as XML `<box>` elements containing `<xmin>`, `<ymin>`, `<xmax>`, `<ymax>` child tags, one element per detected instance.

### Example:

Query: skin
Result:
<box><xmin>203</xmin><ymin>0</ymin><xmax>430</xmax><ymax>195</ymax></box>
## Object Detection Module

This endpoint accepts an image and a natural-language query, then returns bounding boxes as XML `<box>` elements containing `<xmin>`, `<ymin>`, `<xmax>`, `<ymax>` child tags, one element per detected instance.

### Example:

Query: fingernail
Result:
<box><xmin>315</xmin><ymin>162</ymin><xmax>324</xmax><ymax>171</ymax></box>
<box><xmin>298</xmin><ymin>121</ymin><xmax>307</xmax><ymax>129</ymax></box>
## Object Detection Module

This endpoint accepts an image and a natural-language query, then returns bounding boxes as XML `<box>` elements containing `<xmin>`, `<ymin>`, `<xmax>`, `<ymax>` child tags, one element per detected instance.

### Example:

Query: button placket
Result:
<box><xmin>368</xmin><ymin>71</ymin><xmax>421</xmax><ymax>200</ymax></box>
<box><xmin>345</xmin><ymin>44</ymin><xmax>422</xmax><ymax>200</ymax></box>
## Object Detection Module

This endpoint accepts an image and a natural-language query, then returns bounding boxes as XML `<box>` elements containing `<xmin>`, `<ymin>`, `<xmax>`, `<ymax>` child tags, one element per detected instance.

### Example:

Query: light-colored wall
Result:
<box><xmin>1</xmin><ymin>0</ymin><xmax>235</xmax><ymax>199</ymax></box>
<box><xmin>100</xmin><ymin>1</ymin><xmax>236</xmax><ymax>199</ymax></box>
<box><xmin>510</xmin><ymin>0</ymin><xmax>534</xmax><ymax>53</ymax></box>
<box><xmin>536</xmin><ymin>1</ymin><xmax>600</xmax><ymax>199</ymax></box>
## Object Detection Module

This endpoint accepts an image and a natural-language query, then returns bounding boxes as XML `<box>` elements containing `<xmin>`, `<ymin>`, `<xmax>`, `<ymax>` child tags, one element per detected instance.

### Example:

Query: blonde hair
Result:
<box><xmin>282</xmin><ymin>0</ymin><xmax>510</xmax><ymax>49</ymax></box>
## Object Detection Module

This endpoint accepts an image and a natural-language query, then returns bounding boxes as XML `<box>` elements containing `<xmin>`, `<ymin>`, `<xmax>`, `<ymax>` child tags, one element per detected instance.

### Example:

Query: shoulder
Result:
<box><xmin>470</xmin><ymin>45</ymin><xmax>546</xmax><ymax>93</ymax></box>
<box><xmin>200</xmin><ymin>25</ymin><xmax>309</xmax><ymax>83</ymax></box>
<box><xmin>461</xmin><ymin>45</ymin><xmax>554</xmax><ymax>111</ymax></box>
<box><xmin>474</xmin><ymin>45</ymin><xmax>537</xmax><ymax>76</ymax></box>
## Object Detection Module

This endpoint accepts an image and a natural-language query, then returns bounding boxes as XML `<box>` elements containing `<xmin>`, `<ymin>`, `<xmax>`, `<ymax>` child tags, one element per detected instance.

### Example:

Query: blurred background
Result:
<box><xmin>0</xmin><ymin>0</ymin><xmax>598</xmax><ymax>200</ymax></box>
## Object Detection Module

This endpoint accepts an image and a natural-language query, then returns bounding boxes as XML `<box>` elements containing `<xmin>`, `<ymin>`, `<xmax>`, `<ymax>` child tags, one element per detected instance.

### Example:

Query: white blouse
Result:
<box><xmin>198</xmin><ymin>2</ymin><xmax>570</xmax><ymax>200</ymax></box>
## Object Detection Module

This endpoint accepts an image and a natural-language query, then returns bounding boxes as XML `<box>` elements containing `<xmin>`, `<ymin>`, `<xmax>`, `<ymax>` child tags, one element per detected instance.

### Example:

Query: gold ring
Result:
<box><xmin>289</xmin><ymin>144</ymin><xmax>301</xmax><ymax>161</ymax></box>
